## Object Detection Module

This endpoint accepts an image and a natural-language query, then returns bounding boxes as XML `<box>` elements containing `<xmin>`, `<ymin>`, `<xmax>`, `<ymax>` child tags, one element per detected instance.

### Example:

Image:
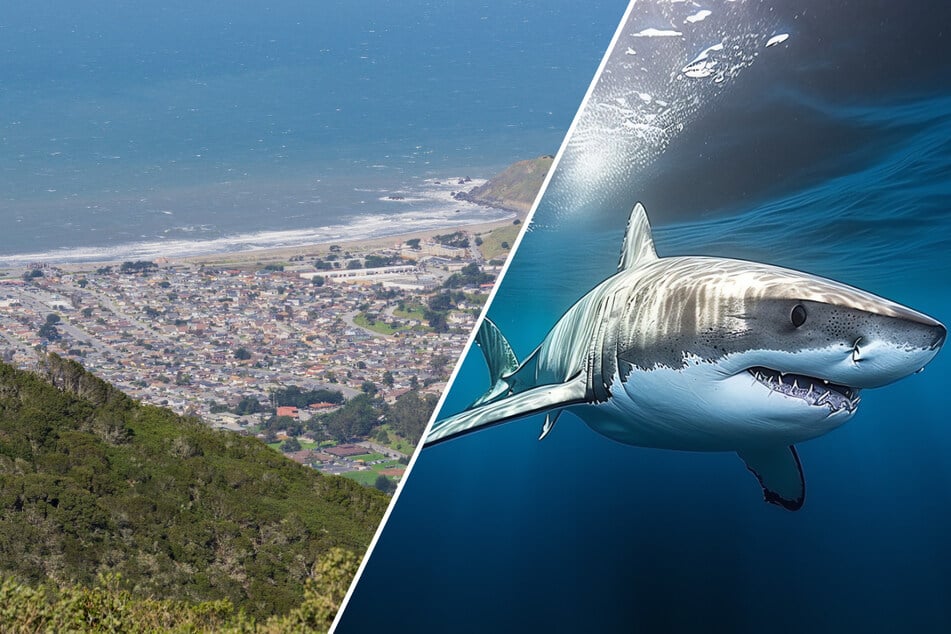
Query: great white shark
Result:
<box><xmin>425</xmin><ymin>204</ymin><xmax>946</xmax><ymax>510</ymax></box>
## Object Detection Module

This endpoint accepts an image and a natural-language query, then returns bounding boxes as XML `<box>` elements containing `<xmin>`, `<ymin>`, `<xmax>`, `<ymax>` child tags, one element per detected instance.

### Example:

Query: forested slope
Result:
<box><xmin>0</xmin><ymin>354</ymin><xmax>387</xmax><ymax>618</ymax></box>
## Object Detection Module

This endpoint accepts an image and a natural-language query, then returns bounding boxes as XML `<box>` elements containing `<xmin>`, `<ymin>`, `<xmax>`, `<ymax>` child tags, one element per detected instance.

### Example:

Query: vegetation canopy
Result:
<box><xmin>0</xmin><ymin>354</ymin><xmax>386</xmax><ymax>620</ymax></box>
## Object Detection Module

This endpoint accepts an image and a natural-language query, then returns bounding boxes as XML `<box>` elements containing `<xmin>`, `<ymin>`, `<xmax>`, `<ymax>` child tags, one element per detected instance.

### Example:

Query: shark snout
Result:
<box><xmin>929</xmin><ymin>322</ymin><xmax>947</xmax><ymax>350</ymax></box>
<box><xmin>891</xmin><ymin>304</ymin><xmax>945</xmax><ymax>350</ymax></box>
<box><xmin>902</xmin><ymin>311</ymin><xmax>946</xmax><ymax>353</ymax></box>
<box><xmin>847</xmin><ymin>313</ymin><xmax>945</xmax><ymax>388</ymax></box>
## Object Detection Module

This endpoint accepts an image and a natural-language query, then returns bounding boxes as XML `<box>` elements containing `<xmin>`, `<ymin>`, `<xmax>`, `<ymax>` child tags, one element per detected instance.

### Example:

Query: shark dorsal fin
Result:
<box><xmin>470</xmin><ymin>318</ymin><xmax>520</xmax><ymax>408</ymax></box>
<box><xmin>618</xmin><ymin>202</ymin><xmax>658</xmax><ymax>272</ymax></box>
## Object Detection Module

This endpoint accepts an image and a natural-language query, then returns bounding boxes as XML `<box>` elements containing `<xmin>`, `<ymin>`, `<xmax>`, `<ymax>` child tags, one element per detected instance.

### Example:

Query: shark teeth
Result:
<box><xmin>747</xmin><ymin>366</ymin><xmax>860</xmax><ymax>413</ymax></box>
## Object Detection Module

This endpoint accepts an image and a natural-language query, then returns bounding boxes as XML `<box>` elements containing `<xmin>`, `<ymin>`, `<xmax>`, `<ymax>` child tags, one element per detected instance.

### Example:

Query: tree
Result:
<box><xmin>234</xmin><ymin>347</ymin><xmax>252</xmax><ymax>361</ymax></box>
<box><xmin>442</xmin><ymin>262</ymin><xmax>492</xmax><ymax>289</ymax></box>
<box><xmin>273</xmin><ymin>385</ymin><xmax>344</xmax><ymax>408</ymax></box>
<box><xmin>365</xmin><ymin>254</ymin><xmax>394</xmax><ymax>268</ymax></box>
<box><xmin>283</xmin><ymin>547</ymin><xmax>360</xmax><ymax>631</ymax></box>
<box><xmin>346</xmin><ymin>259</ymin><xmax>363</xmax><ymax>270</ymax></box>
<box><xmin>428</xmin><ymin>292</ymin><xmax>453</xmax><ymax>312</ymax></box>
<box><xmin>323</xmin><ymin>394</ymin><xmax>380</xmax><ymax>442</ymax></box>
<box><xmin>361</xmin><ymin>381</ymin><xmax>378</xmax><ymax>396</ymax></box>
<box><xmin>405</xmin><ymin>238</ymin><xmax>421</xmax><ymax>250</ymax></box>
<box><xmin>374</xmin><ymin>474</ymin><xmax>396</xmax><ymax>495</ymax></box>
<box><xmin>267</xmin><ymin>416</ymin><xmax>303</xmax><ymax>437</ymax></box>
<box><xmin>430</xmin><ymin>353</ymin><xmax>451</xmax><ymax>374</ymax></box>
<box><xmin>427</xmin><ymin>312</ymin><xmax>448</xmax><ymax>332</ymax></box>
<box><xmin>381</xmin><ymin>370</ymin><xmax>394</xmax><ymax>387</ymax></box>
<box><xmin>386</xmin><ymin>390</ymin><xmax>438</xmax><ymax>443</ymax></box>
<box><xmin>311</xmin><ymin>275</ymin><xmax>325</xmax><ymax>287</ymax></box>
<box><xmin>120</xmin><ymin>261</ymin><xmax>157</xmax><ymax>274</ymax></box>
<box><xmin>281</xmin><ymin>437</ymin><xmax>302</xmax><ymax>453</ymax></box>
<box><xmin>433</xmin><ymin>231</ymin><xmax>469</xmax><ymax>248</ymax></box>
<box><xmin>38</xmin><ymin>322</ymin><xmax>60</xmax><ymax>341</ymax></box>
<box><xmin>235</xmin><ymin>396</ymin><xmax>264</xmax><ymax>415</ymax></box>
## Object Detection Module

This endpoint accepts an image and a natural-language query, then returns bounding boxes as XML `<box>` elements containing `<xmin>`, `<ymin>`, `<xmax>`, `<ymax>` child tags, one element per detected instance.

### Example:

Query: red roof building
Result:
<box><xmin>325</xmin><ymin>444</ymin><xmax>367</xmax><ymax>457</ymax></box>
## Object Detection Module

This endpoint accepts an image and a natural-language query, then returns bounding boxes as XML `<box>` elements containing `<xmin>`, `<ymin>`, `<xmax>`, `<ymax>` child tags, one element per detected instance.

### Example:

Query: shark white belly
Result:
<box><xmin>574</xmin><ymin>362</ymin><xmax>854</xmax><ymax>452</ymax></box>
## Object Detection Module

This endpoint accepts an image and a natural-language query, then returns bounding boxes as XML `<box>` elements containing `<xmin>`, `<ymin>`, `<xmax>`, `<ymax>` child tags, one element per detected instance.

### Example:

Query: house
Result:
<box><xmin>325</xmin><ymin>444</ymin><xmax>367</xmax><ymax>458</ymax></box>
<box><xmin>276</xmin><ymin>406</ymin><xmax>299</xmax><ymax>419</ymax></box>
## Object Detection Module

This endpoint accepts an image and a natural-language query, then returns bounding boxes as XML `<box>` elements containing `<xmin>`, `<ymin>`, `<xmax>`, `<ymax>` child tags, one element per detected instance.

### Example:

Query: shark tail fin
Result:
<box><xmin>470</xmin><ymin>317</ymin><xmax>520</xmax><ymax>408</ymax></box>
<box><xmin>618</xmin><ymin>202</ymin><xmax>658</xmax><ymax>272</ymax></box>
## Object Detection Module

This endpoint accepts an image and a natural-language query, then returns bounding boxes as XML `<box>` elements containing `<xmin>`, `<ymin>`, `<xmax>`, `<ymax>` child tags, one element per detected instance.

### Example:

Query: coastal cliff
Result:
<box><xmin>454</xmin><ymin>155</ymin><xmax>553</xmax><ymax>214</ymax></box>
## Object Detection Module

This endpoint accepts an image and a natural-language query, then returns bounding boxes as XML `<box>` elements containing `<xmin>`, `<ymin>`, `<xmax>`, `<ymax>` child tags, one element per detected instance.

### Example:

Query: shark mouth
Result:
<box><xmin>748</xmin><ymin>367</ymin><xmax>861</xmax><ymax>413</ymax></box>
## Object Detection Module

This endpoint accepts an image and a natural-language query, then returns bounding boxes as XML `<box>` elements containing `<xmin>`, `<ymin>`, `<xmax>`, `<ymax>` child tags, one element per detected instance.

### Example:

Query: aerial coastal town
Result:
<box><xmin>0</xmin><ymin>230</ymin><xmax>506</xmax><ymax>484</ymax></box>
<box><xmin>0</xmin><ymin>159</ymin><xmax>548</xmax><ymax>490</ymax></box>
<box><xmin>0</xmin><ymin>237</ymin><xmax>484</xmax><ymax>414</ymax></box>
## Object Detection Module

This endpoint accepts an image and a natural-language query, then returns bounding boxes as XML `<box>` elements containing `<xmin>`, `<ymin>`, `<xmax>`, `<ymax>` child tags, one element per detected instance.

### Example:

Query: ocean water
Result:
<box><xmin>338</xmin><ymin>1</ymin><xmax>951</xmax><ymax>632</ymax></box>
<box><xmin>0</xmin><ymin>1</ymin><xmax>626</xmax><ymax>266</ymax></box>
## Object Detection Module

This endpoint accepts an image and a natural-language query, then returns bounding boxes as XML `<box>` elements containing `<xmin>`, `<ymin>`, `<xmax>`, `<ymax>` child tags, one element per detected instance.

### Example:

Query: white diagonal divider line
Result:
<box><xmin>329</xmin><ymin>2</ymin><xmax>640</xmax><ymax>631</ymax></box>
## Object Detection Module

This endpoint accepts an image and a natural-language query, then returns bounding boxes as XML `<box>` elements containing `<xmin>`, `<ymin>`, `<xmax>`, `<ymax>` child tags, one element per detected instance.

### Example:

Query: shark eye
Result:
<box><xmin>791</xmin><ymin>304</ymin><xmax>807</xmax><ymax>328</ymax></box>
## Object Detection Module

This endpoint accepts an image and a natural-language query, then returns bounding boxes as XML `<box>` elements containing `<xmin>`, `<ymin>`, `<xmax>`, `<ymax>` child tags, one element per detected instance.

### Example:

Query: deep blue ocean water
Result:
<box><xmin>339</xmin><ymin>1</ymin><xmax>951</xmax><ymax>632</ymax></box>
<box><xmin>0</xmin><ymin>1</ymin><xmax>625</xmax><ymax>265</ymax></box>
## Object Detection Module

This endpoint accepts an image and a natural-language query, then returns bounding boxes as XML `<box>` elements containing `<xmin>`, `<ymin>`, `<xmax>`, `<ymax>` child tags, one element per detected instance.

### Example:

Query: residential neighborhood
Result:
<box><xmin>0</xmin><ymin>232</ymin><xmax>509</xmax><ymax>490</ymax></box>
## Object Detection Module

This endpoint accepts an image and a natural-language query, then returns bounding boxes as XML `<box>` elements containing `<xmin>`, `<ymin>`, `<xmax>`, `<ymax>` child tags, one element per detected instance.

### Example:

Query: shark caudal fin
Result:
<box><xmin>618</xmin><ymin>202</ymin><xmax>658</xmax><ymax>272</ymax></box>
<box><xmin>738</xmin><ymin>446</ymin><xmax>806</xmax><ymax>511</ymax></box>
<box><xmin>470</xmin><ymin>317</ymin><xmax>520</xmax><ymax>408</ymax></box>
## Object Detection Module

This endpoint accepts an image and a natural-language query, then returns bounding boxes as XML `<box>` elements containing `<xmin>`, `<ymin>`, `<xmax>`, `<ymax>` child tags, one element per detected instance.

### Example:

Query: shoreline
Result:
<box><xmin>10</xmin><ymin>210</ymin><xmax>523</xmax><ymax>275</ymax></box>
<box><xmin>1</xmin><ymin>170</ymin><xmax>530</xmax><ymax>274</ymax></box>
<box><xmin>175</xmin><ymin>213</ymin><xmax>520</xmax><ymax>269</ymax></box>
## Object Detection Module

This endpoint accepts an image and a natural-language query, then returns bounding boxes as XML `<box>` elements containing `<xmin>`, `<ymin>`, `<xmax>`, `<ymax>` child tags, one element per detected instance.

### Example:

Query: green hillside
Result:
<box><xmin>0</xmin><ymin>354</ymin><xmax>387</xmax><ymax>619</ymax></box>
<box><xmin>458</xmin><ymin>155</ymin><xmax>553</xmax><ymax>213</ymax></box>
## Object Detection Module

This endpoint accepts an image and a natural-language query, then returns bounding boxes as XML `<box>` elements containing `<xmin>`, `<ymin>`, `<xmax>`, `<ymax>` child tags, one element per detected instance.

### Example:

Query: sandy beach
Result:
<box><xmin>43</xmin><ymin>210</ymin><xmax>523</xmax><ymax>274</ymax></box>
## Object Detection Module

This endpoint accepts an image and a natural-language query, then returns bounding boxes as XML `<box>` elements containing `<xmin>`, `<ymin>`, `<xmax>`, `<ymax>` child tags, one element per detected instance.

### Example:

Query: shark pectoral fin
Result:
<box><xmin>737</xmin><ymin>445</ymin><xmax>805</xmax><ymax>512</ymax></box>
<box><xmin>539</xmin><ymin>411</ymin><xmax>562</xmax><ymax>441</ymax></box>
<box><xmin>426</xmin><ymin>377</ymin><xmax>587</xmax><ymax>447</ymax></box>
